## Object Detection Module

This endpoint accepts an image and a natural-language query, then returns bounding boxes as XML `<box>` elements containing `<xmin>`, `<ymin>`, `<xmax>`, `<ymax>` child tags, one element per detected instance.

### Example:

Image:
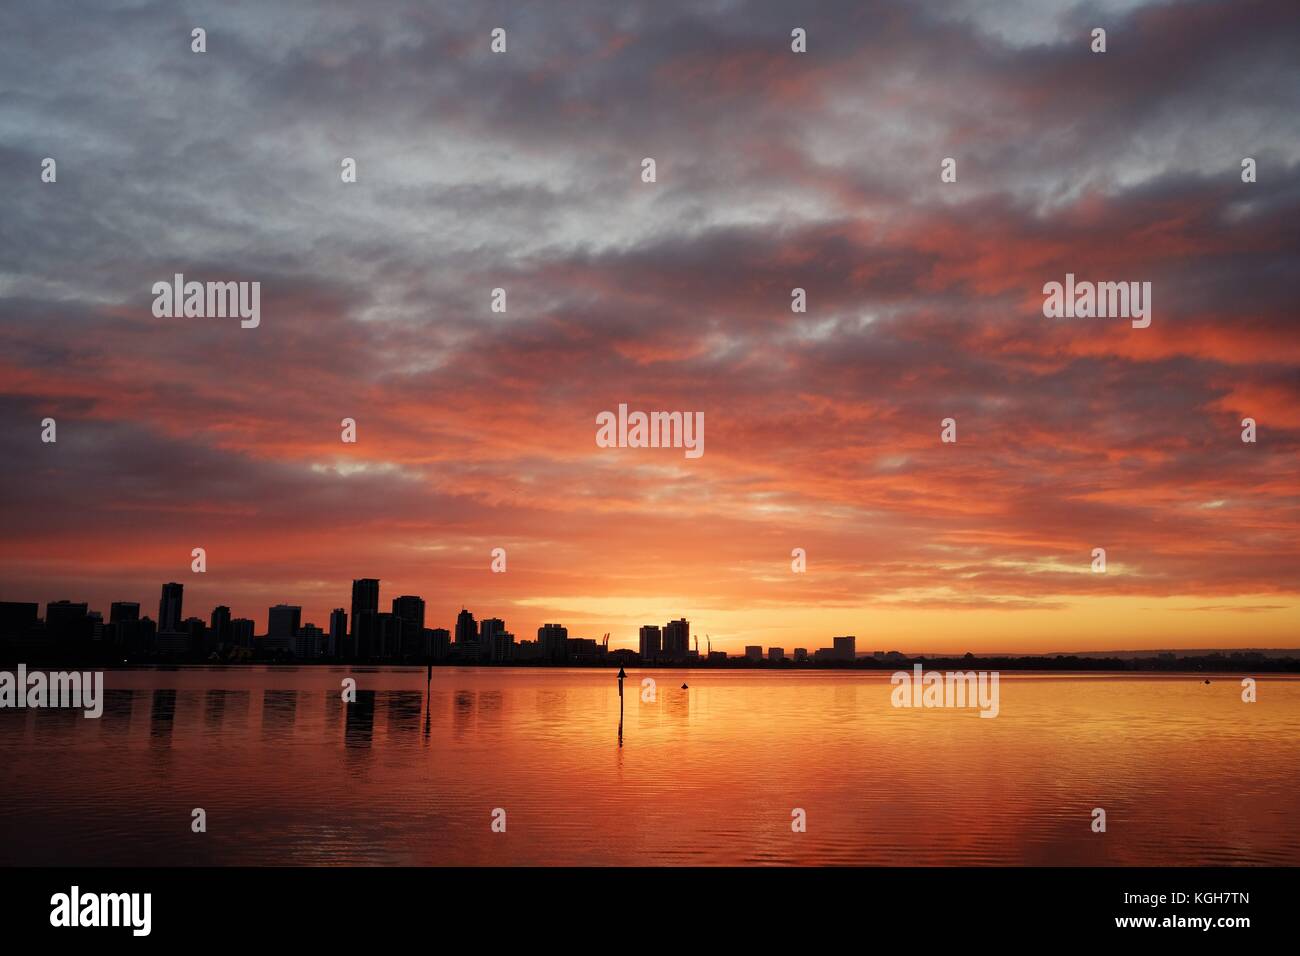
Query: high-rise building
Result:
<box><xmin>352</xmin><ymin>610</ymin><xmax>378</xmax><ymax>658</ymax></box>
<box><xmin>267</xmin><ymin>604</ymin><xmax>302</xmax><ymax>651</ymax></box>
<box><xmin>392</xmin><ymin>596</ymin><xmax>425</xmax><ymax>628</ymax></box>
<box><xmin>109</xmin><ymin>602</ymin><xmax>140</xmax><ymax>624</ymax></box>
<box><xmin>480</xmin><ymin>618</ymin><xmax>512</xmax><ymax>662</ymax></box>
<box><xmin>745</xmin><ymin>645</ymin><xmax>763</xmax><ymax>662</ymax></box>
<box><xmin>328</xmin><ymin>608</ymin><xmax>347</xmax><ymax>658</ymax></box>
<box><xmin>296</xmin><ymin>623</ymin><xmax>324</xmax><ymax>659</ymax></box>
<box><xmin>392</xmin><ymin>596</ymin><xmax>426</xmax><ymax>659</ymax></box>
<box><xmin>210</xmin><ymin>605</ymin><xmax>232</xmax><ymax>645</ymax></box>
<box><xmin>639</xmin><ymin>625</ymin><xmax>662</xmax><ymax>660</ymax></box>
<box><xmin>538</xmin><ymin>623</ymin><xmax>568</xmax><ymax>663</ymax></box>
<box><xmin>106</xmin><ymin>602</ymin><xmax>141</xmax><ymax>649</ymax></box>
<box><xmin>136</xmin><ymin>616</ymin><xmax>157</xmax><ymax>652</ymax></box>
<box><xmin>794</xmin><ymin>648</ymin><xmax>808</xmax><ymax>663</ymax></box>
<box><xmin>427</xmin><ymin>627</ymin><xmax>451</xmax><ymax>661</ymax></box>
<box><xmin>350</xmin><ymin>579</ymin><xmax>379</xmax><ymax>639</ymax></box>
<box><xmin>833</xmin><ymin>635</ymin><xmax>856</xmax><ymax>662</ymax></box>
<box><xmin>662</xmin><ymin>618</ymin><xmax>690</xmax><ymax>660</ymax></box>
<box><xmin>158</xmin><ymin>582</ymin><xmax>183</xmax><ymax>633</ymax></box>
<box><xmin>373</xmin><ymin>612</ymin><xmax>401</xmax><ymax>659</ymax></box>
<box><xmin>768</xmin><ymin>647</ymin><xmax>785</xmax><ymax>662</ymax></box>
<box><xmin>481</xmin><ymin>620</ymin><xmax>514</xmax><ymax>662</ymax></box>
<box><xmin>455</xmin><ymin>608</ymin><xmax>477</xmax><ymax>645</ymax></box>
<box><xmin>230</xmin><ymin>618</ymin><xmax>254</xmax><ymax>648</ymax></box>
<box><xmin>46</xmin><ymin>600</ymin><xmax>91</xmax><ymax>641</ymax></box>
<box><xmin>183</xmin><ymin>617</ymin><xmax>207</xmax><ymax>654</ymax></box>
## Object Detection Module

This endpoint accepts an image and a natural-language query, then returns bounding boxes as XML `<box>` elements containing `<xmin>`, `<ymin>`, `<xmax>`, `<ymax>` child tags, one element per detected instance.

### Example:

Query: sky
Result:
<box><xmin>1</xmin><ymin>0</ymin><xmax>1297</xmax><ymax>654</ymax></box>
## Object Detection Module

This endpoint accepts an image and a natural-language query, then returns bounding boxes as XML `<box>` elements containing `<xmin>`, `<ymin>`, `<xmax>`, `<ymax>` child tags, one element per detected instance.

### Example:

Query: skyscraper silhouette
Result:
<box><xmin>210</xmin><ymin>605</ymin><xmax>232</xmax><ymax>645</ymax></box>
<box><xmin>392</xmin><ymin>596</ymin><xmax>426</xmax><ymax>659</ymax></box>
<box><xmin>328</xmin><ymin>608</ymin><xmax>347</xmax><ymax>658</ymax></box>
<box><xmin>267</xmin><ymin>605</ymin><xmax>302</xmax><ymax>652</ymax></box>
<box><xmin>350</xmin><ymin>579</ymin><xmax>379</xmax><ymax>621</ymax></box>
<box><xmin>350</xmin><ymin>579</ymin><xmax>379</xmax><ymax>658</ymax></box>
<box><xmin>455</xmin><ymin>608</ymin><xmax>477</xmax><ymax>645</ymax></box>
<box><xmin>662</xmin><ymin>618</ymin><xmax>690</xmax><ymax>660</ymax></box>
<box><xmin>639</xmin><ymin>624</ymin><xmax>662</xmax><ymax>660</ymax></box>
<box><xmin>110</xmin><ymin>601</ymin><xmax>140</xmax><ymax>623</ymax></box>
<box><xmin>46</xmin><ymin>600</ymin><xmax>91</xmax><ymax>641</ymax></box>
<box><xmin>480</xmin><ymin>617</ymin><xmax>512</xmax><ymax>662</ymax></box>
<box><xmin>538</xmin><ymin>623</ymin><xmax>568</xmax><ymax>663</ymax></box>
<box><xmin>158</xmin><ymin>582</ymin><xmax>183</xmax><ymax>633</ymax></box>
<box><xmin>392</xmin><ymin>596</ymin><xmax>425</xmax><ymax>627</ymax></box>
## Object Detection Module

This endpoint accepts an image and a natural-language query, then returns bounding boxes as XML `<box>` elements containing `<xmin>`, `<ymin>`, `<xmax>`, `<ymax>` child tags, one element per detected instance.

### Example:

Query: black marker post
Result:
<box><xmin>617</xmin><ymin>665</ymin><xmax>626</xmax><ymax>747</ymax></box>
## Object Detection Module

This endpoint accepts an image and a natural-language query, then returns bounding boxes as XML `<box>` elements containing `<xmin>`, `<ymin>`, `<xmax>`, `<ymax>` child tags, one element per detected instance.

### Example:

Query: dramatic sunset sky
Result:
<box><xmin>1</xmin><ymin>0</ymin><xmax>1297</xmax><ymax>653</ymax></box>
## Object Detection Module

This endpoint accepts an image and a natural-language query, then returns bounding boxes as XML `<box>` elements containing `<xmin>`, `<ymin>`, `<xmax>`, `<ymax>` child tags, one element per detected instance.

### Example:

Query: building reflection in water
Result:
<box><xmin>385</xmin><ymin>691</ymin><xmax>423</xmax><ymax>740</ymax></box>
<box><xmin>260</xmin><ymin>690</ymin><xmax>298</xmax><ymax>741</ymax></box>
<box><xmin>149</xmin><ymin>689</ymin><xmax>176</xmax><ymax>745</ymax></box>
<box><xmin>452</xmin><ymin>689</ymin><xmax>475</xmax><ymax>738</ymax></box>
<box><xmin>344</xmin><ymin>690</ymin><xmax>376</xmax><ymax>752</ymax></box>
<box><xmin>100</xmin><ymin>688</ymin><xmax>135</xmax><ymax>734</ymax></box>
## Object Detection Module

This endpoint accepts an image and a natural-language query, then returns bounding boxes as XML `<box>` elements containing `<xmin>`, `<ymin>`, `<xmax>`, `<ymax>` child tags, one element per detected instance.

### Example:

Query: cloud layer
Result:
<box><xmin>1</xmin><ymin>0</ymin><xmax>1297</xmax><ymax>651</ymax></box>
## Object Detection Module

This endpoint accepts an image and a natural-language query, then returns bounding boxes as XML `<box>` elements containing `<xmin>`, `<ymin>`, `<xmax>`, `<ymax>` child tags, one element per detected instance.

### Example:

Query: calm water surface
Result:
<box><xmin>1</xmin><ymin>667</ymin><xmax>1297</xmax><ymax>865</ymax></box>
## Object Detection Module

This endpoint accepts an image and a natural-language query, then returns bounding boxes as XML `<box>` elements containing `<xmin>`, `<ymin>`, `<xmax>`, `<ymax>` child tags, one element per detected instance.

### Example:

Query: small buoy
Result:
<box><xmin>681</xmin><ymin>682</ymin><xmax>689</xmax><ymax>689</ymax></box>
<box><xmin>1203</xmin><ymin>679</ymin><xmax>1211</xmax><ymax>685</ymax></box>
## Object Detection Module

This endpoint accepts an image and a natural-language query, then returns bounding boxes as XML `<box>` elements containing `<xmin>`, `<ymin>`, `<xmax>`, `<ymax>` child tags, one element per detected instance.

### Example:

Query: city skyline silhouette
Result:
<box><xmin>2</xmin><ymin>575</ymin><xmax>1296</xmax><ymax>669</ymax></box>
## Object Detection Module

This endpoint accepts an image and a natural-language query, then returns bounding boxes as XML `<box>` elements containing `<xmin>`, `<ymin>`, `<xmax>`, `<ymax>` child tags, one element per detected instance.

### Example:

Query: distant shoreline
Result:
<box><xmin>3</xmin><ymin>654</ymin><xmax>1297</xmax><ymax>674</ymax></box>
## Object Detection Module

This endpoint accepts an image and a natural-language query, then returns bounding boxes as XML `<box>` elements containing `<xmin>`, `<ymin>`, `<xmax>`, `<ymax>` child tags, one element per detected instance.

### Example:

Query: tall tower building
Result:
<box><xmin>230</xmin><ymin>618</ymin><xmax>254</xmax><ymax>648</ymax></box>
<box><xmin>427</xmin><ymin>627</ymin><xmax>451</xmax><ymax>661</ymax></box>
<box><xmin>538</xmin><ymin>623</ymin><xmax>568</xmax><ymax>663</ymax></box>
<box><xmin>662</xmin><ymin>618</ymin><xmax>690</xmax><ymax>660</ymax></box>
<box><xmin>639</xmin><ymin>625</ymin><xmax>662</xmax><ymax>660</ymax></box>
<box><xmin>267</xmin><ymin>604</ymin><xmax>302</xmax><ymax>640</ymax></box>
<box><xmin>110</xmin><ymin>602</ymin><xmax>140</xmax><ymax>624</ymax></box>
<box><xmin>265</xmin><ymin>605</ymin><xmax>302</xmax><ymax>655</ymax></box>
<box><xmin>392</xmin><ymin>596</ymin><xmax>426</xmax><ymax>659</ymax></box>
<box><xmin>350</xmin><ymin>579</ymin><xmax>379</xmax><ymax>630</ymax></box>
<box><xmin>350</xmin><ymin>579</ymin><xmax>380</xmax><ymax>656</ymax></box>
<box><xmin>46</xmin><ymin>601</ymin><xmax>90</xmax><ymax>641</ymax></box>
<box><xmin>329</xmin><ymin>608</ymin><xmax>347</xmax><ymax>658</ymax></box>
<box><xmin>373</xmin><ymin>612</ymin><xmax>401</xmax><ymax>659</ymax></box>
<box><xmin>455</xmin><ymin>608</ymin><xmax>478</xmax><ymax>645</ymax></box>
<box><xmin>392</xmin><ymin>596</ymin><xmax>425</xmax><ymax>628</ymax></box>
<box><xmin>158</xmin><ymin>582</ymin><xmax>184</xmax><ymax>633</ymax></box>
<box><xmin>210</xmin><ymin>605</ymin><xmax>232</xmax><ymax>644</ymax></box>
<box><xmin>480</xmin><ymin>618</ymin><xmax>512</xmax><ymax>662</ymax></box>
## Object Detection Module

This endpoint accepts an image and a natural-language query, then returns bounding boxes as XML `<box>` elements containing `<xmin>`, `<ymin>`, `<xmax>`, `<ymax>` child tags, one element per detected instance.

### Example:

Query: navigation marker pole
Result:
<box><xmin>617</xmin><ymin>665</ymin><xmax>626</xmax><ymax>747</ymax></box>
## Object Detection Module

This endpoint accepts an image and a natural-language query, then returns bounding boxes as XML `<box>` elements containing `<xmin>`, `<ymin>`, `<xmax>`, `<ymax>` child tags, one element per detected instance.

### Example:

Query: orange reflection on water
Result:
<box><xmin>1</xmin><ymin>667</ymin><xmax>1296</xmax><ymax>865</ymax></box>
